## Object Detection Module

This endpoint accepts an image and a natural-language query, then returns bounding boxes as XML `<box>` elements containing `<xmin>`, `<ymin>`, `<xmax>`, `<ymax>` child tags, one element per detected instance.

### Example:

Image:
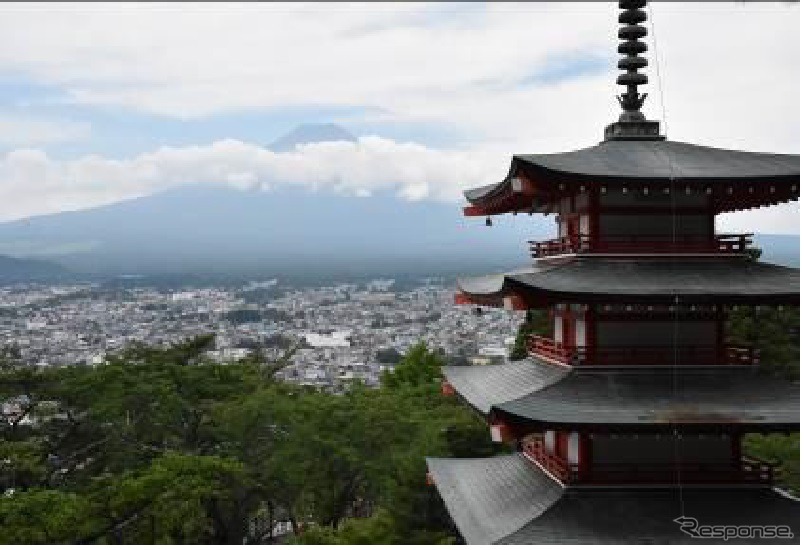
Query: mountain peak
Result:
<box><xmin>269</xmin><ymin>123</ymin><xmax>357</xmax><ymax>152</ymax></box>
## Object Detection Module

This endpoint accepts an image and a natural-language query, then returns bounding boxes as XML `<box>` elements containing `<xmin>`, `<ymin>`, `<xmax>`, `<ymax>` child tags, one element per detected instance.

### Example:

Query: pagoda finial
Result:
<box><xmin>604</xmin><ymin>0</ymin><xmax>665</xmax><ymax>141</ymax></box>
<box><xmin>616</xmin><ymin>0</ymin><xmax>648</xmax><ymax>118</ymax></box>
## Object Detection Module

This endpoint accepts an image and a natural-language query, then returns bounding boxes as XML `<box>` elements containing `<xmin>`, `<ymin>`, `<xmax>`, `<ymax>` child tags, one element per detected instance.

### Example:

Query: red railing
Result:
<box><xmin>528</xmin><ymin>335</ymin><xmax>760</xmax><ymax>366</ymax></box>
<box><xmin>529</xmin><ymin>233</ymin><xmax>752</xmax><ymax>258</ymax></box>
<box><xmin>523</xmin><ymin>438</ymin><xmax>776</xmax><ymax>485</ymax></box>
<box><xmin>522</xmin><ymin>438</ymin><xmax>578</xmax><ymax>483</ymax></box>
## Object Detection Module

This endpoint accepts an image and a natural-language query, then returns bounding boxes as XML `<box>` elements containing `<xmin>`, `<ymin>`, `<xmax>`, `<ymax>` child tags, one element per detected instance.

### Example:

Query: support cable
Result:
<box><xmin>646</xmin><ymin>0</ymin><xmax>686</xmax><ymax>519</ymax></box>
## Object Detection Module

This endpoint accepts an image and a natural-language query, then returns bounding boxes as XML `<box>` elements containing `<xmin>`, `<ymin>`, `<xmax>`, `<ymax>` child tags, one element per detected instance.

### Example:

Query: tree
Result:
<box><xmin>510</xmin><ymin>309</ymin><xmax>550</xmax><ymax>360</ymax></box>
<box><xmin>380</xmin><ymin>342</ymin><xmax>444</xmax><ymax>390</ymax></box>
<box><xmin>0</xmin><ymin>337</ymin><xmax>495</xmax><ymax>544</ymax></box>
<box><xmin>728</xmin><ymin>245</ymin><xmax>800</xmax><ymax>496</ymax></box>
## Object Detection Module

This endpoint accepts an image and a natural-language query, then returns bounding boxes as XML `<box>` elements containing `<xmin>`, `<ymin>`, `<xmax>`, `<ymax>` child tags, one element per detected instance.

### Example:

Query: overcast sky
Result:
<box><xmin>0</xmin><ymin>2</ymin><xmax>799</xmax><ymax>232</ymax></box>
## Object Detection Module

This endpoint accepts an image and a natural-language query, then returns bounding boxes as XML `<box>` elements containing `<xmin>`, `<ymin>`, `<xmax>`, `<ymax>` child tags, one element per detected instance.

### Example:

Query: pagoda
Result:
<box><xmin>426</xmin><ymin>1</ymin><xmax>800</xmax><ymax>544</ymax></box>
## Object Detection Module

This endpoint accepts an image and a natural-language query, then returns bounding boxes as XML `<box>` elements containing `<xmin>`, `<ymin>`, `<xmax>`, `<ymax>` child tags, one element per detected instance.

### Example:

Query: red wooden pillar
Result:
<box><xmin>577</xmin><ymin>432</ymin><xmax>593</xmax><ymax>481</ymax></box>
<box><xmin>556</xmin><ymin>431</ymin><xmax>569</xmax><ymax>460</ymax></box>
<box><xmin>590</xmin><ymin>184</ymin><xmax>601</xmax><ymax>251</ymax></box>
<box><xmin>488</xmin><ymin>412</ymin><xmax>517</xmax><ymax>444</ymax></box>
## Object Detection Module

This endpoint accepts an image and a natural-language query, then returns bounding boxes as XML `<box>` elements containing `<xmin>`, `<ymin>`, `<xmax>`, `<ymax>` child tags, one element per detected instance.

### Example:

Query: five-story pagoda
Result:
<box><xmin>426</xmin><ymin>1</ymin><xmax>800</xmax><ymax>544</ymax></box>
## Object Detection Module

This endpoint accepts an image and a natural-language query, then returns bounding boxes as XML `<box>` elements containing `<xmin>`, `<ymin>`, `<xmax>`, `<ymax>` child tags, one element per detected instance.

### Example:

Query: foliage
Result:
<box><xmin>743</xmin><ymin>433</ymin><xmax>799</xmax><ymax>497</ymax></box>
<box><xmin>380</xmin><ymin>342</ymin><xmax>444</xmax><ymax>390</ymax></box>
<box><xmin>0</xmin><ymin>337</ymin><xmax>490</xmax><ymax>544</ymax></box>
<box><xmin>509</xmin><ymin>309</ymin><xmax>551</xmax><ymax>361</ymax></box>
<box><xmin>726</xmin><ymin>305</ymin><xmax>799</xmax><ymax>379</ymax></box>
<box><xmin>724</xmin><ymin>245</ymin><xmax>800</xmax><ymax>495</ymax></box>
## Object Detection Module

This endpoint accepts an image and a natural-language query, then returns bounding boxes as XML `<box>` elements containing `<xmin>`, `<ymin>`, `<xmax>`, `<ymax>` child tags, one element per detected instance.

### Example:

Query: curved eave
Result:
<box><xmin>499</xmin><ymin>485</ymin><xmax>800</xmax><ymax>545</ymax></box>
<box><xmin>441</xmin><ymin>358</ymin><xmax>567</xmax><ymax>414</ymax></box>
<box><xmin>425</xmin><ymin>454</ymin><xmax>563</xmax><ymax>545</ymax></box>
<box><xmin>457</xmin><ymin>259</ymin><xmax>799</xmax><ymax>306</ymax></box>
<box><xmin>426</xmin><ymin>454</ymin><xmax>800</xmax><ymax>545</ymax></box>
<box><xmin>462</xmin><ymin>140</ymin><xmax>799</xmax><ymax>216</ymax></box>
<box><xmin>512</xmin><ymin>140</ymin><xmax>799</xmax><ymax>182</ymax></box>
<box><xmin>492</xmin><ymin>366</ymin><xmax>800</xmax><ymax>430</ymax></box>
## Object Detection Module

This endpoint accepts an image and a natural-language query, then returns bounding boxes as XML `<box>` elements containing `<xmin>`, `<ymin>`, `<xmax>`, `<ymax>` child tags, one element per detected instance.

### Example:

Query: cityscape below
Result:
<box><xmin>0</xmin><ymin>277</ymin><xmax>522</xmax><ymax>391</ymax></box>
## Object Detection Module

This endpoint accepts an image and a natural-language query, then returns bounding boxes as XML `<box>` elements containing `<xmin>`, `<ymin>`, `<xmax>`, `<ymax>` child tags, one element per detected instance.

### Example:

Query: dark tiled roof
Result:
<box><xmin>464</xmin><ymin>140</ymin><xmax>799</xmax><ymax>203</ymax></box>
<box><xmin>441</xmin><ymin>359</ymin><xmax>566</xmax><ymax>413</ymax></box>
<box><xmin>457</xmin><ymin>259</ymin><xmax>799</xmax><ymax>303</ymax></box>
<box><xmin>494</xmin><ymin>366</ymin><xmax>799</xmax><ymax>428</ymax></box>
<box><xmin>427</xmin><ymin>454</ymin><xmax>800</xmax><ymax>545</ymax></box>
<box><xmin>425</xmin><ymin>454</ymin><xmax>562</xmax><ymax>545</ymax></box>
<box><xmin>516</xmin><ymin>140</ymin><xmax>799</xmax><ymax>181</ymax></box>
<box><xmin>501</xmin><ymin>485</ymin><xmax>801</xmax><ymax>545</ymax></box>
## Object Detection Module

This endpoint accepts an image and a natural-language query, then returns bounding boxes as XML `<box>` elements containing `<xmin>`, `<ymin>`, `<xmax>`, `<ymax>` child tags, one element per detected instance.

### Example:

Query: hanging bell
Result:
<box><xmin>485</xmin><ymin>216</ymin><xmax>493</xmax><ymax>227</ymax></box>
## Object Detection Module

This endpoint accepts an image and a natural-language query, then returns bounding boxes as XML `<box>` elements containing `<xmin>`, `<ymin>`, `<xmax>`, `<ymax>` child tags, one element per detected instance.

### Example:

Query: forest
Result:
<box><xmin>0</xmin><ymin>293</ymin><xmax>799</xmax><ymax>543</ymax></box>
<box><xmin>0</xmin><ymin>339</ymin><xmax>495</xmax><ymax>544</ymax></box>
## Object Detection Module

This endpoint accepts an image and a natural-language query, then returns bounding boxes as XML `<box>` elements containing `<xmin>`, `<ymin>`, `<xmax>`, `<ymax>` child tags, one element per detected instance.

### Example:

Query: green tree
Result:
<box><xmin>510</xmin><ymin>309</ymin><xmax>550</xmax><ymax>360</ymax></box>
<box><xmin>0</xmin><ymin>337</ymin><xmax>494</xmax><ymax>544</ymax></box>
<box><xmin>728</xmin><ymin>245</ymin><xmax>800</xmax><ymax>496</ymax></box>
<box><xmin>380</xmin><ymin>342</ymin><xmax>444</xmax><ymax>390</ymax></box>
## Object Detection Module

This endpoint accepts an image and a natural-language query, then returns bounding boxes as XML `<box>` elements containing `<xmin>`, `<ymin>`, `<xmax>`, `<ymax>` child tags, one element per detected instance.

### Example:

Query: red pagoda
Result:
<box><xmin>426</xmin><ymin>1</ymin><xmax>800</xmax><ymax>544</ymax></box>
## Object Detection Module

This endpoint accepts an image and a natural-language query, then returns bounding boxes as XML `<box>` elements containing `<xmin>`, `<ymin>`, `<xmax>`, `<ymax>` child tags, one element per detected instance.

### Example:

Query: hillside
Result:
<box><xmin>0</xmin><ymin>185</ymin><xmax>547</xmax><ymax>278</ymax></box>
<box><xmin>0</xmin><ymin>254</ymin><xmax>71</xmax><ymax>283</ymax></box>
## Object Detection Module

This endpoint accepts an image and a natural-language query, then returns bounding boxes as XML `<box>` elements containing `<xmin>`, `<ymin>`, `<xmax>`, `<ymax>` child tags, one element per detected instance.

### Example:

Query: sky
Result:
<box><xmin>0</xmin><ymin>1</ymin><xmax>799</xmax><ymax>233</ymax></box>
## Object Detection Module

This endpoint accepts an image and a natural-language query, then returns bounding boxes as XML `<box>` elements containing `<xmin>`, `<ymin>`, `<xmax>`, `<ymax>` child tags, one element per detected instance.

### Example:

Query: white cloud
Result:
<box><xmin>0</xmin><ymin>113</ymin><xmax>90</xmax><ymax>147</ymax></box>
<box><xmin>0</xmin><ymin>138</ymin><xmax>798</xmax><ymax>234</ymax></box>
<box><xmin>0</xmin><ymin>3</ymin><xmax>797</xmax><ymax>234</ymax></box>
<box><xmin>0</xmin><ymin>137</ymin><xmax>505</xmax><ymax>221</ymax></box>
<box><xmin>0</xmin><ymin>2</ymin><xmax>797</xmax><ymax>153</ymax></box>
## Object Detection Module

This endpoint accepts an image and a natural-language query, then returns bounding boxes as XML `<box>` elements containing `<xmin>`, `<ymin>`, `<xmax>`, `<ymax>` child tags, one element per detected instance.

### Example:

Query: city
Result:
<box><xmin>0</xmin><ymin>278</ymin><xmax>522</xmax><ymax>391</ymax></box>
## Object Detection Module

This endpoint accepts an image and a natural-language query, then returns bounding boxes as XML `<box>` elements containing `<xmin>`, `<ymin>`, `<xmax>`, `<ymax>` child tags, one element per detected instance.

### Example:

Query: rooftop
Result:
<box><xmin>456</xmin><ymin>258</ymin><xmax>799</xmax><ymax>305</ymax></box>
<box><xmin>444</xmin><ymin>359</ymin><xmax>799</xmax><ymax>429</ymax></box>
<box><xmin>426</xmin><ymin>454</ymin><xmax>800</xmax><ymax>545</ymax></box>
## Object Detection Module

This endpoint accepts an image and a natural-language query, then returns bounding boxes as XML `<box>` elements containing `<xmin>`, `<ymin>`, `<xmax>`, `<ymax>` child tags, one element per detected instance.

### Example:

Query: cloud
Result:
<box><xmin>0</xmin><ymin>137</ymin><xmax>798</xmax><ymax>234</ymax></box>
<box><xmin>0</xmin><ymin>113</ymin><xmax>90</xmax><ymax>147</ymax></box>
<box><xmin>0</xmin><ymin>137</ymin><xmax>505</xmax><ymax>221</ymax></box>
<box><xmin>0</xmin><ymin>3</ymin><xmax>796</xmax><ymax>153</ymax></box>
<box><xmin>0</xmin><ymin>3</ymin><xmax>797</xmax><ymax>234</ymax></box>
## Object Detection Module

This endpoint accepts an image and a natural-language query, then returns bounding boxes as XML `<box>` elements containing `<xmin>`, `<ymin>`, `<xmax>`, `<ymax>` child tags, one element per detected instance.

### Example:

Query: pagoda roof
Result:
<box><xmin>493</xmin><ymin>365</ymin><xmax>799</xmax><ymax>430</ymax></box>
<box><xmin>426</xmin><ymin>454</ymin><xmax>800</xmax><ymax>544</ymax></box>
<box><xmin>457</xmin><ymin>258</ymin><xmax>799</xmax><ymax>305</ymax></box>
<box><xmin>441</xmin><ymin>359</ymin><xmax>565</xmax><ymax>414</ymax></box>
<box><xmin>444</xmin><ymin>360</ymin><xmax>799</xmax><ymax>429</ymax></box>
<box><xmin>464</xmin><ymin>140</ymin><xmax>799</xmax><ymax>207</ymax></box>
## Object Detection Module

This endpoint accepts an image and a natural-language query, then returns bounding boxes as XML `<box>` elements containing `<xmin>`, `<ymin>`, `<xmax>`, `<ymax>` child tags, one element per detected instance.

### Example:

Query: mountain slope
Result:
<box><xmin>0</xmin><ymin>254</ymin><xmax>71</xmax><ymax>282</ymax></box>
<box><xmin>269</xmin><ymin>123</ymin><xmax>357</xmax><ymax>152</ymax></box>
<box><xmin>0</xmin><ymin>185</ymin><xmax>550</xmax><ymax>277</ymax></box>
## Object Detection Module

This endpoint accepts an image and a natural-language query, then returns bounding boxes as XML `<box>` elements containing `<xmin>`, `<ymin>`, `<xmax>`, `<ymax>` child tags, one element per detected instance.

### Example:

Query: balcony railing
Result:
<box><xmin>522</xmin><ymin>438</ymin><xmax>578</xmax><ymax>483</ymax></box>
<box><xmin>528</xmin><ymin>335</ymin><xmax>760</xmax><ymax>366</ymax></box>
<box><xmin>523</xmin><ymin>439</ymin><xmax>776</xmax><ymax>485</ymax></box>
<box><xmin>529</xmin><ymin>233</ymin><xmax>753</xmax><ymax>258</ymax></box>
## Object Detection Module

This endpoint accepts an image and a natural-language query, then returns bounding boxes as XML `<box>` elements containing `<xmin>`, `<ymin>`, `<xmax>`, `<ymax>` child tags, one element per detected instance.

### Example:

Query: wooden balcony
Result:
<box><xmin>528</xmin><ymin>335</ymin><xmax>760</xmax><ymax>366</ymax></box>
<box><xmin>523</xmin><ymin>439</ymin><xmax>776</xmax><ymax>485</ymax></box>
<box><xmin>522</xmin><ymin>438</ymin><xmax>579</xmax><ymax>483</ymax></box>
<box><xmin>529</xmin><ymin>233</ymin><xmax>753</xmax><ymax>258</ymax></box>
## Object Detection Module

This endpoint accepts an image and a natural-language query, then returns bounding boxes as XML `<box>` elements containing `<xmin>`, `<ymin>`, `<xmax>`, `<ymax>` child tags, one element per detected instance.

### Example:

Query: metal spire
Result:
<box><xmin>604</xmin><ymin>0</ymin><xmax>665</xmax><ymax>141</ymax></box>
